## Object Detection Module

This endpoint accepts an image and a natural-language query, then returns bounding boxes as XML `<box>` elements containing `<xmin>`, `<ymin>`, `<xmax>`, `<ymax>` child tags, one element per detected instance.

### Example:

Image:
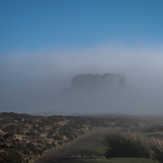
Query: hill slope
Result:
<box><xmin>0</xmin><ymin>112</ymin><xmax>99</xmax><ymax>162</ymax></box>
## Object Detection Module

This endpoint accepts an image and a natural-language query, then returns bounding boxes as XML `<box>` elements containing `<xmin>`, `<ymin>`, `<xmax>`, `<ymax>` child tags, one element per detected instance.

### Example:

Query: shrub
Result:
<box><xmin>151</xmin><ymin>138</ymin><xmax>163</xmax><ymax>163</ymax></box>
<box><xmin>104</xmin><ymin>131</ymin><xmax>152</xmax><ymax>158</ymax></box>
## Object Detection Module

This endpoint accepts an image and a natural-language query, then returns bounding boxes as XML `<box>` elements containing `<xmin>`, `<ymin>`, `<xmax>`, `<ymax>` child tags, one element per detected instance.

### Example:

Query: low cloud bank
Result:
<box><xmin>1</xmin><ymin>44</ymin><xmax>163</xmax><ymax>114</ymax></box>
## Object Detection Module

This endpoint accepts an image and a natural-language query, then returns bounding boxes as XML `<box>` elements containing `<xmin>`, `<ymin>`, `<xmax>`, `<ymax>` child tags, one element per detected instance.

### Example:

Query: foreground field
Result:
<box><xmin>1</xmin><ymin>113</ymin><xmax>163</xmax><ymax>162</ymax></box>
<box><xmin>0</xmin><ymin>113</ymin><xmax>103</xmax><ymax>162</ymax></box>
<box><xmin>37</xmin><ymin>127</ymin><xmax>162</xmax><ymax>163</ymax></box>
<box><xmin>36</xmin><ymin>127</ymin><xmax>109</xmax><ymax>162</ymax></box>
<box><xmin>51</xmin><ymin>158</ymin><xmax>159</xmax><ymax>163</ymax></box>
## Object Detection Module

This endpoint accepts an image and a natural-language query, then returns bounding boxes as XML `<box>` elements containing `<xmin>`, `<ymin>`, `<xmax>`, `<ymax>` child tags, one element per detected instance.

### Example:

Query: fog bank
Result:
<box><xmin>1</xmin><ymin>44</ymin><xmax>163</xmax><ymax>114</ymax></box>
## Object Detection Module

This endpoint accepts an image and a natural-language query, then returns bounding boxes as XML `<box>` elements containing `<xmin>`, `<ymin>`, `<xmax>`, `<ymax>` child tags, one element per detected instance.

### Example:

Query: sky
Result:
<box><xmin>1</xmin><ymin>0</ymin><xmax>163</xmax><ymax>114</ymax></box>
<box><xmin>1</xmin><ymin>0</ymin><xmax>163</xmax><ymax>54</ymax></box>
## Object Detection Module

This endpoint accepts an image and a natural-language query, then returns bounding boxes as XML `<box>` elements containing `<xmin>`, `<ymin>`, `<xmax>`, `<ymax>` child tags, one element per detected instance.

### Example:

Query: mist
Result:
<box><xmin>1</xmin><ymin>44</ymin><xmax>163</xmax><ymax>114</ymax></box>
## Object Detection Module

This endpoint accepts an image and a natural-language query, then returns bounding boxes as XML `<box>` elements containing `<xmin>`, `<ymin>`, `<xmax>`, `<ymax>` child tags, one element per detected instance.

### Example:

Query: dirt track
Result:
<box><xmin>35</xmin><ymin>127</ymin><xmax>110</xmax><ymax>163</ymax></box>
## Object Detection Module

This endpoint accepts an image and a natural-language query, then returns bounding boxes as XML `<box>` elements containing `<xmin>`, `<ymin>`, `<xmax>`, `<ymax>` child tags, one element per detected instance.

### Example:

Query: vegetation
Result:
<box><xmin>0</xmin><ymin>112</ymin><xmax>101</xmax><ymax>162</ymax></box>
<box><xmin>52</xmin><ymin>158</ymin><xmax>158</xmax><ymax>163</ymax></box>
<box><xmin>104</xmin><ymin>131</ymin><xmax>163</xmax><ymax>163</ymax></box>
<box><xmin>104</xmin><ymin>131</ymin><xmax>152</xmax><ymax>158</ymax></box>
<box><xmin>151</xmin><ymin>139</ymin><xmax>163</xmax><ymax>163</ymax></box>
<box><xmin>1</xmin><ymin>113</ymin><xmax>163</xmax><ymax>162</ymax></box>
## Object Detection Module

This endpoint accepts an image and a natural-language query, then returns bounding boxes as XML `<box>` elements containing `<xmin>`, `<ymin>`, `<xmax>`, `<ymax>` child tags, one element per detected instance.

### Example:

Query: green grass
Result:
<box><xmin>52</xmin><ymin>158</ymin><xmax>159</xmax><ymax>163</ymax></box>
<box><xmin>40</xmin><ymin>128</ymin><xmax>163</xmax><ymax>163</ymax></box>
<box><xmin>61</xmin><ymin>128</ymin><xmax>109</xmax><ymax>156</ymax></box>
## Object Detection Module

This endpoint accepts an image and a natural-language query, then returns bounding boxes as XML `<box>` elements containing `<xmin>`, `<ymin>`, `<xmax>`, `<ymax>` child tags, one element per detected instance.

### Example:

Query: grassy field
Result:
<box><xmin>37</xmin><ymin>127</ymin><xmax>162</xmax><ymax>163</ymax></box>
<box><xmin>36</xmin><ymin>116</ymin><xmax>163</xmax><ymax>163</ymax></box>
<box><xmin>37</xmin><ymin>128</ymin><xmax>110</xmax><ymax>162</ymax></box>
<box><xmin>2</xmin><ymin>113</ymin><xmax>163</xmax><ymax>162</ymax></box>
<box><xmin>52</xmin><ymin>158</ymin><xmax>159</xmax><ymax>163</ymax></box>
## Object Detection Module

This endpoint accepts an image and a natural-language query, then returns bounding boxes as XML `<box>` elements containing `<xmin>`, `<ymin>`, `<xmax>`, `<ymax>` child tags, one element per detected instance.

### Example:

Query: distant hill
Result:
<box><xmin>71</xmin><ymin>73</ymin><xmax>126</xmax><ymax>91</ymax></box>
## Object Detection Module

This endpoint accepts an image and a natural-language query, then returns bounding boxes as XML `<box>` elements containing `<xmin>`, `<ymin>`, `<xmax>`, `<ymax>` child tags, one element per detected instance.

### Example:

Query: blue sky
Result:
<box><xmin>1</xmin><ymin>0</ymin><xmax>163</xmax><ymax>55</ymax></box>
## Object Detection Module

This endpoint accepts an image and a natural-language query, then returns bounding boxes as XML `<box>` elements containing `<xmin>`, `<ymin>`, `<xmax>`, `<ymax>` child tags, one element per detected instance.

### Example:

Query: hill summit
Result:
<box><xmin>71</xmin><ymin>73</ymin><xmax>126</xmax><ymax>91</ymax></box>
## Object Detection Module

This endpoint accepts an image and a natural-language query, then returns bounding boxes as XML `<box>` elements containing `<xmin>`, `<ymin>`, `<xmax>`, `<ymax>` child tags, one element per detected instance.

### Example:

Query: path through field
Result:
<box><xmin>35</xmin><ymin>127</ymin><xmax>110</xmax><ymax>163</ymax></box>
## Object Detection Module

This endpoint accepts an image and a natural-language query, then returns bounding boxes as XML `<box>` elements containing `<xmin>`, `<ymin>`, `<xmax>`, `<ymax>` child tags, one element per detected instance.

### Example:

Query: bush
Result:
<box><xmin>104</xmin><ymin>131</ymin><xmax>152</xmax><ymax>158</ymax></box>
<box><xmin>151</xmin><ymin>138</ymin><xmax>163</xmax><ymax>163</ymax></box>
